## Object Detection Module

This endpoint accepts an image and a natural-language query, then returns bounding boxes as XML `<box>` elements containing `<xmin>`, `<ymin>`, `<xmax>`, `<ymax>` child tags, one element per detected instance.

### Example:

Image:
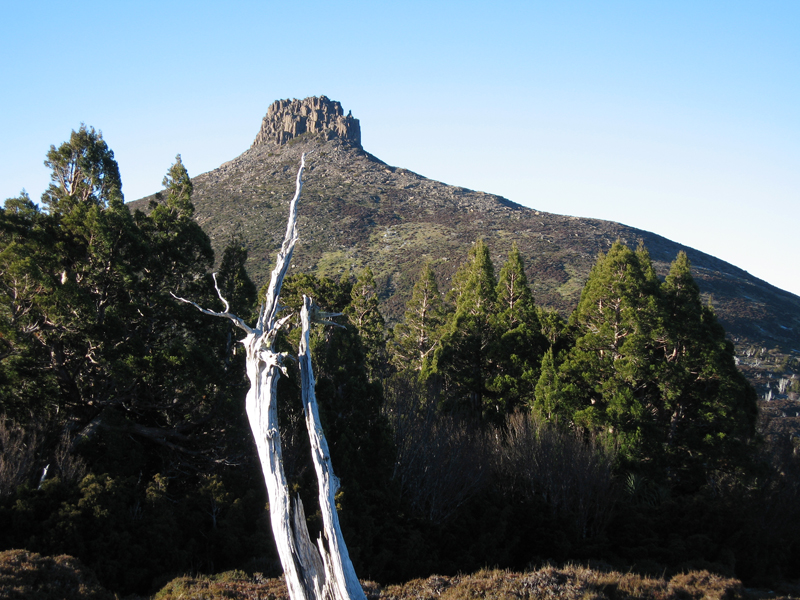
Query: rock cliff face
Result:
<box><xmin>252</xmin><ymin>96</ymin><xmax>361</xmax><ymax>148</ymax></box>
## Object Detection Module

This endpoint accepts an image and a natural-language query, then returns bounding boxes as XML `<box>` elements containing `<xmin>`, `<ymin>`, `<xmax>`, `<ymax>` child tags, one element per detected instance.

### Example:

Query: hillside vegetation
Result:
<box><xmin>131</xmin><ymin>108</ymin><xmax>800</xmax><ymax>415</ymax></box>
<box><xmin>142</xmin><ymin>130</ymin><xmax>800</xmax><ymax>357</ymax></box>
<box><xmin>1</xmin><ymin>116</ymin><xmax>799</xmax><ymax>597</ymax></box>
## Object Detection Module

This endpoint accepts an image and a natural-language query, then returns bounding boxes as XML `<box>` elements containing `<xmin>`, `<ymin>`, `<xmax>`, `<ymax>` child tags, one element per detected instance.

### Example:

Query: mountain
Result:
<box><xmin>130</xmin><ymin>96</ymin><xmax>800</xmax><ymax>397</ymax></box>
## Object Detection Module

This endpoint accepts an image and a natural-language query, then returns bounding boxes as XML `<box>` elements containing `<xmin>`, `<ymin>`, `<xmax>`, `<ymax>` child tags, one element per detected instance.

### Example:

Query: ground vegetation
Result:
<box><xmin>1</xmin><ymin>128</ymin><xmax>798</xmax><ymax>597</ymax></box>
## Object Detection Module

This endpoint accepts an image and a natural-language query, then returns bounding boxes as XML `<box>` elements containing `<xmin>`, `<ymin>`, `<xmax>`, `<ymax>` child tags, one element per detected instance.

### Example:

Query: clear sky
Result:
<box><xmin>2</xmin><ymin>1</ymin><xmax>798</xmax><ymax>295</ymax></box>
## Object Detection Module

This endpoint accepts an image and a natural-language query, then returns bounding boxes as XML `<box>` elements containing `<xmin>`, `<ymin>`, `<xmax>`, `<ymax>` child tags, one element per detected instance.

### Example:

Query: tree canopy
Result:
<box><xmin>534</xmin><ymin>242</ymin><xmax>758</xmax><ymax>488</ymax></box>
<box><xmin>1</xmin><ymin>130</ymin><xmax>786</xmax><ymax>595</ymax></box>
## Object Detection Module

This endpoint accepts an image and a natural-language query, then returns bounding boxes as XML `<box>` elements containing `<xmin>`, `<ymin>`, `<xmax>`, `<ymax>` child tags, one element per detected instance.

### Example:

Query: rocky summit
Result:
<box><xmin>131</xmin><ymin>96</ymin><xmax>800</xmax><ymax>402</ymax></box>
<box><xmin>252</xmin><ymin>96</ymin><xmax>361</xmax><ymax>148</ymax></box>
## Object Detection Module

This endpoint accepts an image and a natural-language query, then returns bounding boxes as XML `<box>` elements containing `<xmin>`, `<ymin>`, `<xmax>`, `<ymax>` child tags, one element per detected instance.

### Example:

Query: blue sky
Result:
<box><xmin>2</xmin><ymin>1</ymin><xmax>798</xmax><ymax>295</ymax></box>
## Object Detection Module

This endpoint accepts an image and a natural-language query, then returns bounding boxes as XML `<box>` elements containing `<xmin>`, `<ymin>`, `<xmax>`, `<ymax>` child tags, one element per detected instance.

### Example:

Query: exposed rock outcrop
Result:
<box><xmin>252</xmin><ymin>96</ymin><xmax>361</xmax><ymax>148</ymax></box>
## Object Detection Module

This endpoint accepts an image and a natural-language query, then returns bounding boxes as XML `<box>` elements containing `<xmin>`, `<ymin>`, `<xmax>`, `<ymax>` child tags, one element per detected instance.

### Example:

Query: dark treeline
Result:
<box><xmin>0</xmin><ymin>127</ymin><xmax>798</xmax><ymax>596</ymax></box>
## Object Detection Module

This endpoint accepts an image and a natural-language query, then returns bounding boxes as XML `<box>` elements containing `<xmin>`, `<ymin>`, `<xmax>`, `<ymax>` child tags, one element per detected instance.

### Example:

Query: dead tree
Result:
<box><xmin>173</xmin><ymin>155</ymin><xmax>366</xmax><ymax>600</ymax></box>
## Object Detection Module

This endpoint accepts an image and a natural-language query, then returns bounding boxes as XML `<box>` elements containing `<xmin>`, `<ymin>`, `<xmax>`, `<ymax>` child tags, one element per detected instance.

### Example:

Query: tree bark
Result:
<box><xmin>299</xmin><ymin>296</ymin><xmax>365</xmax><ymax>600</ymax></box>
<box><xmin>173</xmin><ymin>155</ymin><xmax>365</xmax><ymax>600</ymax></box>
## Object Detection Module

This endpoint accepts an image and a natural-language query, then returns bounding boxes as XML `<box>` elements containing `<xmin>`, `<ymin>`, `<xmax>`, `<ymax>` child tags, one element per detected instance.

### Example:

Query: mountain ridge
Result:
<box><xmin>129</xmin><ymin>97</ymin><xmax>800</xmax><ymax>395</ymax></box>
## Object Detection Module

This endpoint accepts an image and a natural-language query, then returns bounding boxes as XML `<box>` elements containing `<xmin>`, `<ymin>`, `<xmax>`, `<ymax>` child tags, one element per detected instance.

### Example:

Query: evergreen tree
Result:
<box><xmin>555</xmin><ymin>241</ymin><xmax>664</xmax><ymax>456</ymax></box>
<box><xmin>0</xmin><ymin>193</ymin><xmax>60</xmax><ymax>419</ymax></box>
<box><xmin>391</xmin><ymin>262</ymin><xmax>446</xmax><ymax>374</ymax></box>
<box><xmin>493</xmin><ymin>243</ymin><xmax>536</xmax><ymax>329</ymax></box>
<box><xmin>344</xmin><ymin>267</ymin><xmax>387</xmax><ymax>381</ymax></box>
<box><xmin>447</xmin><ymin>239</ymin><xmax>497</xmax><ymax>315</ymax></box>
<box><xmin>533</xmin><ymin>347</ymin><xmax>563</xmax><ymax>421</ymax></box>
<box><xmin>278</xmin><ymin>273</ymin><xmax>395</xmax><ymax>572</ymax></box>
<box><xmin>550</xmin><ymin>242</ymin><xmax>758</xmax><ymax>488</ymax></box>
<box><xmin>0</xmin><ymin>131</ymin><xmax>230</xmax><ymax>469</ymax></box>
<box><xmin>41</xmin><ymin>124</ymin><xmax>123</xmax><ymax>214</ymax></box>
<box><xmin>138</xmin><ymin>155</ymin><xmax>213</xmax><ymax>286</ymax></box>
<box><xmin>158</xmin><ymin>154</ymin><xmax>194</xmax><ymax>218</ymax></box>
<box><xmin>487</xmin><ymin>243</ymin><xmax>546</xmax><ymax>411</ymax></box>
<box><xmin>1</xmin><ymin>127</ymin><xmax>140</xmax><ymax>424</ymax></box>
<box><xmin>657</xmin><ymin>251</ymin><xmax>758</xmax><ymax>487</ymax></box>
<box><xmin>536</xmin><ymin>306</ymin><xmax>569</xmax><ymax>351</ymax></box>
<box><xmin>427</xmin><ymin>239</ymin><xmax>499</xmax><ymax>418</ymax></box>
<box><xmin>0</xmin><ymin>130</ymin><xmax>266</xmax><ymax>593</ymax></box>
<box><xmin>215</xmin><ymin>239</ymin><xmax>259</xmax><ymax>370</ymax></box>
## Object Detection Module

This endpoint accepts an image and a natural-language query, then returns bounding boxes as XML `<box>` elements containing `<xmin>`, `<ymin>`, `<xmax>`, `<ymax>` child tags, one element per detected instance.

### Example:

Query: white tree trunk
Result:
<box><xmin>173</xmin><ymin>155</ymin><xmax>365</xmax><ymax>600</ymax></box>
<box><xmin>299</xmin><ymin>296</ymin><xmax>365</xmax><ymax>600</ymax></box>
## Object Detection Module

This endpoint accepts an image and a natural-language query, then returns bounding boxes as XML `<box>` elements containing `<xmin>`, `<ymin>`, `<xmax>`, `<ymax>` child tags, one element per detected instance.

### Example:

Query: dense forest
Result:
<box><xmin>1</xmin><ymin>127</ymin><xmax>798</xmax><ymax>596</ymax></box>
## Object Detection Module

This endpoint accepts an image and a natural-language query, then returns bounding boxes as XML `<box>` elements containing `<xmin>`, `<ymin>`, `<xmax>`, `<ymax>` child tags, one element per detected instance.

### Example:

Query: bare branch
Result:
<box><xmin>178</xmin><ymin>154</ymin><xmax>363</xmax><ymax>600</ymax></box>
<box><xmin>170</xmin><ymin>291</ymin><xmax>253</xmax><ymax>335</ymax></box>
<box><xmin>299</xmin><ymin>295</ymin><xmax>364</xmax><ymax>600</ymax></box>
<box><xmin>309</xmin><ymin>302</ymin><xmax>345</xmax><ymax>328</ymax></box>
<box><xmin>212</xmin><ymin>273</ymin><xmax>230</xmax><ymax>313</ymax></box>
<box><xmin>258</xmin><ymin>153</ymin><xmax>306</xmax><ymax>332</ymax></box>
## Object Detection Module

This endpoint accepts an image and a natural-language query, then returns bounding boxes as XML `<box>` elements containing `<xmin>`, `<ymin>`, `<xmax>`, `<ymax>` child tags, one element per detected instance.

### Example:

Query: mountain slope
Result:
<box><xmin>131</xmin><ymin>96</ymin><xmax>800</xmax><ymax>382</ymax></box>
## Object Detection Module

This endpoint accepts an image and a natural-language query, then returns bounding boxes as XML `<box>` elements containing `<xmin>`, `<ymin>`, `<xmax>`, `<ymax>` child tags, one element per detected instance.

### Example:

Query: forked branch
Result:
<box><xmin>172</xmin><ymin>153</ymin><xmax>365</xmax><ymax>600</ymax></box>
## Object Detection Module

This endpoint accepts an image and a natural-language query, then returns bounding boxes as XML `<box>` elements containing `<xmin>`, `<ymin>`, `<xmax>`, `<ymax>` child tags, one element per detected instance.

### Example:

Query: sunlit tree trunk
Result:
<box><xmin>173</xmin><ymin>155</ymin><xmax>365</xmax><ymax>600</ymax></box>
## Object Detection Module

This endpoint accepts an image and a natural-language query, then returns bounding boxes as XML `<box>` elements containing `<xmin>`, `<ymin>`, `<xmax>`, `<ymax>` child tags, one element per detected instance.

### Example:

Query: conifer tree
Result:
<box><xmin>550</xmin><ymin>242</ymin><xmax>758</xmax><ymax>487</ymax></box>
<box><xmin>0</xmin><ymin>193</ymin><xmax>60</xmax><ymax>419</ymax></box>
<box><xmin>493</xmin><ymin>243</ymin><xmax>537</xmax><ymax>329</ymax></box>
<box><xmin>345</xmin><ymin>267</ymin><xmax>387</xmax><ymax>381</ymax></box>
<box><xmin>139</xmin><ymin>155</ymin><xmax>213</xmax><ymax>286</ymax></box>
<box><xmin>447</xmin><ymin>239</ymin><xmax>497</xmax><ymax>315</ymax></box>
<box><xmin>556</xmin><ymin>241</ymin><xmax>663</xmax><ymax>453</ymax></box>
<box><xmin>0</xmin><ymin>131</ymin><xmax>227</xmax><ymax>465</ymax></box>
<box><xmin>533</xmin><ymin>347</ymin><xmax>562</xmax><ymax>420</ymax></box>
<box><xmin>217</xmin><ymin>239</ymin><xmax>258</xmax><ymax>319</ymax></box>
<box><xmin>427</xmin><ymin>239</ymin><xmax>499</xmax><ymax>417</ymax></box>
<box><xmin>391</xmin><ymin>262</ymin><xmax>446</xmax><ymax>373</ymax></box>
<box><xmin>278</xmin><ymin>272</ymin><xmax>395</xmax><ymax>574</ymax></box>
<box><xmin>657</xmin><ymin>251</ymin><xmax>758</xmax><ymax>486</ymax></box>
<box><xmin>216</xmin><ymin>240</ymin><xmax>259</xmax><ymax>364</ymax></box>
<box><xmin>41</xmin><ymin>124</ymin><xmax>123</xmax><ymax>214</ymax></box>
<box><xmin>159</xmin><ymin>154</ymin><xmax>194</xmax><ymax>217</ymax></box>
<box><xmin>488</xmin><ymin>243</ymin><xmax>546</xmax><ymax>411</ymax></box>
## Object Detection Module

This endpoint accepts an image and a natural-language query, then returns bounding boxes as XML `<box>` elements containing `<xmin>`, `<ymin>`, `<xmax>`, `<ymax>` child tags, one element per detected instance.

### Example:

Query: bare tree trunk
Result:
<box><xmin>299</xmin><ymin>296</ymin><xmax>364</xmax><ymax>600</ymax></box>
<box><xmin>173</xmin><ymin>155</ymin><xmax>365</xmax><ymax>600</ymax></box>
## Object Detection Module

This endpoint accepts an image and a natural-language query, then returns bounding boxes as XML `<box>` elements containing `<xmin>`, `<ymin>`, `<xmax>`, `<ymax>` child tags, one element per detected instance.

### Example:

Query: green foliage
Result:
<box><xmin>0</xmin><ymin>133</ymin><xmax>238</xmax><ymax>450</ymax></box>
<box><xmin>424</xmin><ymin>241</ymin><xmax>546</xmax><ymax>419</ymax></box>
<box><xmin>0</xmin><ymin>128</ymin><xmax>786</xmax><ymax>592</ymax></box>
<box><xmin>390</xmin><ymin>262</ymin><xmax>447</xmax><ymax>374</ymax></box>
<box><xmin>0</xmin><ymin>468</ymin><xmax>272</xmax><ymax>595</ymax></box>
<box><xmin>539</xmin><ymin>242</ymin><xmax>758</xmax><ymax>489</ymax></box>
<box><xmin>0</xmin><ymin>128</ymin><xmax>268</xmax><ymax>594</ymax></box>
<box><xmin>276</xmin><ymin>272</ymin><xmax>397</xmax><ymax>573</ymax></box>
<box><xmin>427</xmin><ymin>240</ymin><xmax>500</xmax><ymax>417</ymax></box>
<box><xmin>217</xmin><ymin>241</ymin><xmax>258</xmax><ymax>320</ymax></box>
<box><xmin>657</xmin><ymin>252</ymin><xmax>758</xmax><ymax>488</ymax></box>
<box><xmin>41</xmin><ymin>125</ymin><xmax>122</xmax><ymax>215</ymax></box>
<box><xmin>158</xmin><ymin>154</ymin><xmax>194</xmax><ymax>218</ymax></box>
<box><xmin>276</xmin><ymin>272</ymin><xmax>352</xmax><ymax>314</ymax></box>
<box><xmin>345</xmin><ymin>267</ymin><xmax>388</xmax><ymax>381</ymax></box>
<box><xmin>533</xmin><ymin>348</ymin><xmax>562</xmax><ymax>420</ymax></box>
<box><xmin>487</xmin><ymin>243</ymin><xmax>547</xmax><ymax>412</ymax></box>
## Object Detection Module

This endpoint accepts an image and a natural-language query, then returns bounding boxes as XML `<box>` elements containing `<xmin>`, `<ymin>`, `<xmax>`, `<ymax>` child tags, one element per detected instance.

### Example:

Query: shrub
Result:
<box><xmin>0</xmin><ymin>549</ymin><xmax>114</xmax><ymax>600</ymax></box>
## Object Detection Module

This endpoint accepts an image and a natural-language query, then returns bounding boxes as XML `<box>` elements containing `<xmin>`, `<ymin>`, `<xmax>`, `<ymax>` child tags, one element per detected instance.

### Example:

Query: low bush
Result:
<box><xmin>0</xmin><ymin>549</ymin><xmax>114</xmax><ymax>600</ymax></box>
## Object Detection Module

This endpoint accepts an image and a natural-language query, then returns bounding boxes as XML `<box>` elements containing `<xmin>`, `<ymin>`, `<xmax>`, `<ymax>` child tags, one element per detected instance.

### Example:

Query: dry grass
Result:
<box><xmin>149</xmin><ymin>566</ymin><xmax>763</xmax><ymax>600</ymax></box>
<box><xmin>2</xmin><ymin>551</ymin><xmax>795</xmax><ymax>600</ymax></box>
<box><xmin>152</xmin><ymin>570</ymin><xmax>289</xmax><ymax>600</ymax></box>
<box><xmin>378</xmin><ymin>567</ymin><xmax>755</xmax><ymax>600</ymax></box>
